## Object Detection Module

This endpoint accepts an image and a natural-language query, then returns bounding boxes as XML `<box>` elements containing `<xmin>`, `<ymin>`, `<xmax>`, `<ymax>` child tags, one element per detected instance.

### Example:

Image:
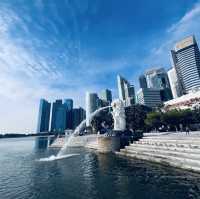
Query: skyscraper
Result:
<box><xmin>139</xmin><ymin>75</ymin><xmax>147</xmax><ymax>88</ymax></box>
<box><xmin>145</xmin><ymin>68</ymin><xmax>172</xmax><ymax>101</ymax></box>
<box><xmin>117</xmin><ymin>75</ymin><xmax>135</xmax><ymax>106</ymax></box>
<box><xmin>100</xmin><ymin>89</ymin><xmax>112</xmax><ymax>103</ymax></box>
<box><xmin>64</xmin><ymin>99</ymin><xmax>73</xmax><ymax>129</ymax></box>
<box><xmin>63</xmin><ymin>99</ymin><xmax>73</xmax><ymax>110</ymax></box>
<box><xmin>51</xmin><ymin>99</ymin><xmax>66</xmax><ymax>133</ymax></box>
<box><xmin>145</xmin><ymin>68</ymin><xmax>171</xmax><ymax>89</ymax></box>
<box><xmin>37</xmin><ymin>99</ymin><xmax>51</xmax><ymax>133</ymax></box>
<box><xmin>171</xmin><ymin>35</ymin><xmax>200</xmax><ymax>94</ymax></box>
<box><xmin>72</xmin><ymin>107</ymin><xmax>86</xmax><ymax>129</ymax></box>
<box><xmin>86</xmin><ymin>92</ymin><xmax>99</xmax><ymax>126</ymax></box>
<box><xmin>55</xmin><ymin>106</ymin><xmax>66</xmax><ymax>132</ymax></box>
<box><xmin>137</xmin><ymin>88</ymin><xmax>162</xmax><ymax>108</ymax></box>
<box><xmin>168</xmin><ymin>68</ymin><xmax>182</xmax><ymax>98</ymax></box>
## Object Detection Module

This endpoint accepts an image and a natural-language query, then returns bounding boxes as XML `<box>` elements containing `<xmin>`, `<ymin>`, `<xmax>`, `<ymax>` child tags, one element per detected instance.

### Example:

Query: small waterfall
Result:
<box><xmin>56</xmin><ymin>106</ymin><xmax>111</xmax><ymax>157</ymax></box>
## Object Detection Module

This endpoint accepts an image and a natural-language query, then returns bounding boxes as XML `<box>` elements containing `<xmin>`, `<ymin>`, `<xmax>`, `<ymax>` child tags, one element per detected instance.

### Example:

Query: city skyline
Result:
<box><xmin>1</xmin><ymin>0</ymin><xmax>200</xmax><ymax>133</ymax></box>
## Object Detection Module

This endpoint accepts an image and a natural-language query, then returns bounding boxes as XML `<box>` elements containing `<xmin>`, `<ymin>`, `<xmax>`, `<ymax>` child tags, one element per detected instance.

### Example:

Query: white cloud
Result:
<box><xmin>2</xmin><ymin>1</ymin><xmax>200</xmax><ymax>133</ymax></box>
<box><xmin>0</xmin><ymin>6</ymin><xmax>83</xmax><ymax>133</ymax></box>
<box><xmin>145</xmin><ymin>1</ymin><xmax>200</xmax><ymax>68</ymax></box>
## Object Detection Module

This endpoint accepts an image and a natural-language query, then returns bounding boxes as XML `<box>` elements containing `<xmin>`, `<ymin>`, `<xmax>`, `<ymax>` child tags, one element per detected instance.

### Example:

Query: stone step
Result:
<box><xmin>140</xmin><ymin>138</ymin><xmax>200</xmax><ymax>144</ymax></box>
<box><xmin>116</xmin><ymin>151</ymin><xmax>200</xmax><ymax>172</ymax></box>
<box><xmin>125</xmin><ymin>145</ymin><xmax>200</xmax><ymax>161</ymax></box>
<box><xmin>123</xmin><ymin>148</ymin><xmax>200</xmax><ymax>167</ymax></box>
<box><xmin>143</xmin><ymin>136</ymin><xmax>200</xmax><ymax>141</ymax></box>
<box><xmin>136</xmin><ymin>140</ymin><xmax>200</xmax><ymax>148</ymax></box>
<box><xmin>127</xmin><ymin>143</ymin><xmax>200</xmax><ymax>154</ymax></box>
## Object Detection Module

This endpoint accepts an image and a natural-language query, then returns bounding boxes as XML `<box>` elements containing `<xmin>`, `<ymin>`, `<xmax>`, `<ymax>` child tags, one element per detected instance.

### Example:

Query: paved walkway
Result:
<box><xmin>144</xmin><ymin>131</ymin><xmax>200</xmax><ymax>137</ymax></box>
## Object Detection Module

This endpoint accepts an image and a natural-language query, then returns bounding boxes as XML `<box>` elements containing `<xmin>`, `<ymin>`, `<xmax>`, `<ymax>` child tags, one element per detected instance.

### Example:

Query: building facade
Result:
<box><xmin>51</xmin><ymin>100</ymin><xmax>66</xmax><ymax>133</ymax></box>
<box><xmin>171</xmin><ymin>36</ymin><xmax>200</xmax><ymax>94</ymax></box>
<box><xmin>64</xmin><ymin>99</ymin><xmax>73</xmax><ymax>130</ymax></box>
<box><xmin>86</xmin><ymin>92</ymin><xmax>99</xmax><ymax>126</ymax></box>
<box><xmin>37</xmin><ymin>99</ymin><xmax>51</xmax><ymax>133</ymax></box>
<box><xmin>139</xmin><ymin>74</ymin><xmax>147</xmax><ymax>88</ymax></box>
<box><xmin>167</xmin><ymin>67</ymin><xmax>182</xmax><ymax>98</ymax></box>
<box><xmin>100</xmin><ymin>89</ymin><xmax>112</xmax><ymax>103</ymax></box>
<box><xmin>145</xmin><ymin>67</ymin><xmax>172</xmax><ymax>102</ymax></box>
<box><xmin>72</xmin><ymin>107</ymin><xmax>86</xmax><ymax>129</ymax></box>
<box><xmin>117</xmin><ymin>75</ymin><xmax>135</xmax><ymax>106</ymax></box>
<box><xmin>63</xmin><ymin>99</ymin><xmax>73</xmax><ymax>110</ymax></box>
<box><xmin>137</xmin><ymin>88</ymin><xmax>162</xmax><ymax>108</ymax></box>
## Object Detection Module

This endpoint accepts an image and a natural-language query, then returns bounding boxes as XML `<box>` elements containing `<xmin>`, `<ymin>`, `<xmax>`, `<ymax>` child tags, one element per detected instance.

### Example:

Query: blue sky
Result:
<box><xmin>0</xmin><ymin>0</ymin><xmax>200</xmax><ymax>133</ymax></box>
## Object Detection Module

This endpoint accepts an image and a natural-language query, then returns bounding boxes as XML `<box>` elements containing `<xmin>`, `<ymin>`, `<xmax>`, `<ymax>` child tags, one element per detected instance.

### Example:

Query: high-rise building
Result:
<box><xmin>145</xmin><ymin>68</ymin><xmax>172</xmax><ymax>101</ymax></box>
<box><xmin>168</xmin><ymin>68</ymin><xmax>182</xmax><ymax>98</ymax></box>
<box><xmin>100</xmin><ymin>89</ymin><xmax>112</xmax><ymax>103</ymax></box>
<box><xmin>72</xmin><ymin>107</ymin><xmax>86</xmax><ymax>129</ymax></box>
<box><xmin>55</xmin><ymin>106</ymin><xmax>66</xmax><ymax>132</ymax></box>
<box><xmin>37</xmin><ymin>99</ymin><xmax>51</xmax><ymax>133</ymax></box>
<box><xmin>171</xmin><ymin>36</ymin><xmax>200</xmax><ymax>94</ymax></box>
<box><xmin>145</xmin><ymin>68</ymin><xmax>171</xmax><ymax>89</ymax></box>
<box><xmin>139</xmin><ymin>75</ymin><xmax>147</xmax><ymax>88</ymax></box>
<box><xmin>86</xmin><ymin>92</ymin><xmax>99</xmax><ymax>126</ymax></box>
<box><xmin>64</xmin><ymin>99</ymin><xmax>73</xmax><ymax>129</ymax></box>
<box><xmin>63</xmin><ymin>99</ymin><xmax>73</xmax><ymax>110</ymax></box>
<box><xmin>117</xmin><ymin>75</ymin><xmax>135</xmax><ymax>106</ymax></box>
<box><xmin>51</xmin><ymin>99</ymin><xmax>66</xmax><ymax>133</ymax></box>
<box><xmin>137</xmin><ymin>88</ymin><xmax>162</xmax><ymax>108</ymax></box>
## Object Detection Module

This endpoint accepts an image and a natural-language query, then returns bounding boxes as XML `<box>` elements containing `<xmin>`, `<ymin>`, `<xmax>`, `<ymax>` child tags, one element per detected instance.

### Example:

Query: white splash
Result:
<box><xmin>38</xmin><ymin>153</ymin><xmax>79</xmax><ymax>162</ymax></box>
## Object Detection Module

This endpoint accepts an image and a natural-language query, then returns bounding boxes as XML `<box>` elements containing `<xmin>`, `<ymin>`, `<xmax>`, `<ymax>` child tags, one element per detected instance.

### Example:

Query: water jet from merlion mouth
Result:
<box><xmin>57</xmin><ymin>106</ymin><xmax>111</xmax><ymax>157</ymax></box>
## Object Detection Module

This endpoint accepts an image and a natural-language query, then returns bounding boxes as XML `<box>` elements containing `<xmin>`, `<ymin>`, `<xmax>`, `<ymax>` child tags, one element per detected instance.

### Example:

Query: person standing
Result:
<box><xmin>186</xmin><ymin>126</ymin><xmax>190</xmax><ymax>135</ymax></box>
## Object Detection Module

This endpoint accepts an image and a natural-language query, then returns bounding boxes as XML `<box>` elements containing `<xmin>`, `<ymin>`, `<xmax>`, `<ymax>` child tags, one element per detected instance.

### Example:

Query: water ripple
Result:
<box><xmin>1</xmin><ymin>138</ymin><xmax>200</xmax><ymax>199</ymax></box>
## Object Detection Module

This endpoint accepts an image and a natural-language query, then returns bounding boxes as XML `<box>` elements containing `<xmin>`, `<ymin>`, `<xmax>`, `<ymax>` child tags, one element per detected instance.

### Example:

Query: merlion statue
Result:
<box><xmin>111</xmin><ymin>99</ymin><xmax>126</xmax><ymax>131</ymax></box>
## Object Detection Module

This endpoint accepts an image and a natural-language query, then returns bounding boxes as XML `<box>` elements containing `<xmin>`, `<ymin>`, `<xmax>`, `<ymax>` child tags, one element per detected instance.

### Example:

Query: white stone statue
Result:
<box><xmin>111</xmin><ymin>99</ymin><xmax>126</xmax><ymax>131</ymax></box>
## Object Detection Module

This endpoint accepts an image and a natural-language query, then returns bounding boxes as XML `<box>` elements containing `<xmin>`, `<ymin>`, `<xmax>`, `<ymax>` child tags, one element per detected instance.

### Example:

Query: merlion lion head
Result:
<box><xmin>111</xmin><ymin>99</ymin><xmax>124</xmax><ymax>110</ymax></box>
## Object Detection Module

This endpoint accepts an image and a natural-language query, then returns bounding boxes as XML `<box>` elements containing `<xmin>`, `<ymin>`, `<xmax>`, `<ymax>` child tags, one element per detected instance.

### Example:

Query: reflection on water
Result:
<box><xmin>35</xmin><ymin>136</ymin><xmax>54</xmax><ymax>150</ymax></box>
<box><xmin>35</xmin><ymin>137</ymin><xmax>48</xmax><ymax>149</ymax></box>
<box><xmin>0</xmin><ymin>137</ymin><xmax>200</xmax><ymax>199</ymax></box>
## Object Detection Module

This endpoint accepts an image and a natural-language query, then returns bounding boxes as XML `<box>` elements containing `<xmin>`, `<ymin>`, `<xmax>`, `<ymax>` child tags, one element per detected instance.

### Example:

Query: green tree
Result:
<box><xmin>192</xmin><ymin>107</ymin><xmax>200</xmax><ymax>123</ymax></box>
<box><xmin>161</xmin><ymin>109</ymin><xmax>181</xmax><ymax>131</ymax></box>
<box><xmin>180</xmin><ymin>109</ymin><xmax>195</xmax><ymax>128</ymax></box>
<box><xmin>125</xmin><ymin>105</ymin><xmax>151</xmax><ymax>132</ymax></box>
<box><xmin>145</xmin><ymin>111</ymin><xmax>163</xmax><ymax>131</ymax></box>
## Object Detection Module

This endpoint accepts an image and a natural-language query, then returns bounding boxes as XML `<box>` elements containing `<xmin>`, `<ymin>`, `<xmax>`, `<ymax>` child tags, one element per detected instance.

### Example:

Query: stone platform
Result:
<box><xmin>49</xmin><ymin>134</ymin><xmax>120</xmax><ymax>153</ymax></box>
<box><xmin>116</xmin><ymin>132</ymin><xmax>200</xmax><ymax>173</ymax></box>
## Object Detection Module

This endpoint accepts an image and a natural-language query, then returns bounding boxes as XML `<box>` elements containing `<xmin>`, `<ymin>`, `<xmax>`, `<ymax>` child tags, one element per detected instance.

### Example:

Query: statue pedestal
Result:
<box><xmin>97</xmin><ymin>135</ymin><xmax>120</xmax><ymax>153</ymax></box>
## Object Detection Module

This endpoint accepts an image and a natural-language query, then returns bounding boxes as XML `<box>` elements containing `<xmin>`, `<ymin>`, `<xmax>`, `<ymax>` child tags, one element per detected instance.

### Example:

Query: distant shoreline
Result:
<box><xmin>0</xmin><ymin>133</ymin><xmax>55</xmax><ymax>139</ymax></box>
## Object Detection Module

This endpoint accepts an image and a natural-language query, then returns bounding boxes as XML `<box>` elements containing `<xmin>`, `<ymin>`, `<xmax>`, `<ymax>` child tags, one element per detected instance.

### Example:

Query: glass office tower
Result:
<box><xmin>37</xmin><ymin>99</ymin><xmax>51</xmax><ymax>133</ymax></box>
<box><xmin>145</xmin><ymin>68</ymin><xmax>172</xmax><ymax>101</ymax></box>
<box><xmin>64</xmin><ymin>99</ymin><xmax>73</xmax><ymax>129</ymax></box>
<box><xmin>100</xmin><ymin>89</ymin><xmax>112</xmax><ymax>103</ymax></box>
<box><xmin>51</xmin><ymin>99</ymin><xmax>66</xmax><ymax>133</ymax></box>
<box><xmin>117</xmin><ymin>75</ymin><xmax>135</xmax><ymax>106</ymax></box>
<box><xmin>85</xmin><ymin>92</ymin><xmax>98</xmax><ymax>126</ymax></box>
<box><xmin>139</xmin><ymin>74</ymin><xmax>147</xmax><ymax>89</ymax></box>
<box><xmin>171</xmin><ymin>35</ymin><xmax>200</xmax><ymax>94</ymax></box>
<box><xmin>72</xmin><ymin>107</ymin><xmax>86</xmax><ymax>129</ymax></box>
